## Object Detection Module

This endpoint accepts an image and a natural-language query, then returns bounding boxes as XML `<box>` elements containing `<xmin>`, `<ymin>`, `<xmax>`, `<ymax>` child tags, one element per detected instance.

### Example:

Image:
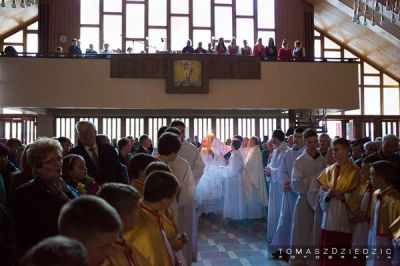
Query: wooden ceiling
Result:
<box><xmin>0</xmin><ymin>0</ymin><xmax>38</xmax><ymax>38</ymax></box>
<box><xmin>308</xmin><ymin>0</ymin><xmax>400</xmax><ymax>82</ymax></box>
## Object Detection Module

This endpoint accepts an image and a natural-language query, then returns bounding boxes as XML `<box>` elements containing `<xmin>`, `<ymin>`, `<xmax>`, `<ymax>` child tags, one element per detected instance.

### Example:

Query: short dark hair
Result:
<box><xmin>362</xmin><ymin>154</ymin><xmax>380</xmax><ymax>164</ymax></box>
<box><xmin>231</xmin><ymin>139</ymin><xmax>241</xmax><ymax>150</ymax></box>
<box><xmin>57</xmin><ymin>137</ymin><xmax>71</xmax><ymax>146</ymax></box>
<box><xmin>19</xmin><ymin>236</ymin><xmax>89</xmax><ymax>266</ymax></box>
<box><xmin>129</xmin><ymin>153</ymin><xmax>156</xmax><ymax>179</ymax></box>
<box><xmin>0</xmin><ymin>143</ymin><xmax>10</xmax><ymax>156</ymax></box>
<box><xmin>233</xmin><ymin>135</ymin><xmax>243</xmax><ymax>143</ymax></box>
<box><xmin>351</xmin><ymin>142</ymin><xmax>364</xmax><ymax>153</ymax></box>
<box><xmin>165</xmin><ymin>127</ymin><xmax>181</xmax><ymax>136</ymax></box>
<box><xmin>139</xmin><ymin>134</ymin><xmax>149</xmax><ymax>145</ymax></box>
<box><xmin>58</xmin><ymin>196</ymin><xmax>122</xmax><ymax>242</ymax></box>
<box><xmin>97</xmin><ymin>183</ymin><xmax>141</xmax><ymax>217</ymax></box>
<box><xmin>250</xmin><ymin>136</ymin><xmax>260</xmax><ymax>145</ymax></box>
<box><xmin>332</xmin><ymin>138</ymin><xmax>350</xmax><ymax>150</ymax></box>
<box><xmin>303</xmin><ymin>129</ymin><xmax>318</xmax><ymax>139</ymax></box>
<box><xmin>370</xmin><ymin>160</ymin><xmax>399</xmax><ymax>189</ymax></box>
<box><xmin>117</xmin><ymin>137</ymin><xmax>130</xmax><ymax>151</ymax></box>
<box><xmin>294</xmin><ymin>127</ymin><xmax>305</xmax><ymax>135</ymax></box>
<box><xmin>144</xmin><ymin>161</ymin><xmax>171</xmax><ymax>177</ymax></box>
<box><xmin>169</xmin><ymin>120</ymin><xmax>186</xmax><ymax>128</ymax></box>
<box><xmin>272</xmin><ymin>129</ymin><xmax>285</xmax><ymax>142</ymax></box>
<box><xmin>144</xmin><ymin>170</ymin><xmax>179</xmax><ymax>202</ymax></box>
<box><xmin>158</xmin><ymin>132</ymin><xmax>181</xmax><ymax>155</ymax></box>
<box><xmin>157</xmin><ymin>126</ymin><xmax>168</xmax><ymax>140</ymax></box>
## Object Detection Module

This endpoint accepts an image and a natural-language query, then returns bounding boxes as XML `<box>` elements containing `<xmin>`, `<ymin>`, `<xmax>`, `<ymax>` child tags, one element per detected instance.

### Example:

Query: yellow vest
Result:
<box><xmin>369</xmin><ymin>186</ymin><xmax>400</xmax><ymax>236</ymax></box>
<box><xmin>317</xmin><ymin>161</ymin><xmax>361</xmax><ymax>213</ymax></box>
<box><xmin>124</xmin><ymin>203</ymin><xmax>174</xmax><ymax>266</ymax></box>
<box><xmin>131</xmin><ymin>179</ymin><xmax>144</xmax><ymax>198</ymax></box>
<box><xmin>390</xmin><ymin>216</ymin><xmax>400</xmax><ymax>241</ymax></box>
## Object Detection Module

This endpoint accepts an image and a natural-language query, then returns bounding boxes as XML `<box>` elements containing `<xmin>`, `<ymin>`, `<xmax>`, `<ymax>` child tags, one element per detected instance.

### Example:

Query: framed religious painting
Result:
<box><xmin>166</xmin><ymin>55</ymin><xmax>209</xmax><ymax>94</ymax></box>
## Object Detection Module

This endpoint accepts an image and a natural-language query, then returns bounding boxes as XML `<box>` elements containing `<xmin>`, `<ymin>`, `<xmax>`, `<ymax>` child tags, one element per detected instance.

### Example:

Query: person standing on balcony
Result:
<box><xmin>182</xmin><ymin>40</ymin><xmax>195</xmax><ymax>54</ymax></box>
<box><xmin>266</xmin><ymin>38</ymin><xmax>277</xmax><ymax>60</ymax></box>
<box><xmin>253</xmin><ymin>38</ymin><xmax>266</xmax><ymax>59</ymax></box>
<box><xmin>68</xmin><ymin>38</ymin><xmax>82</xmax><ymax>56</ymax></box>
<box><xmin>278</xmin><ymin>39</ymin><xmax>292</xmax><ymax>61</ymax></box>
<box><xmin>292</xmin><ymin>40</ymin><xmax>305</xmax><ymax>60</ymax></box>
<box><xmin>241</xmin><ymin>39</ymin><xmax>252</xmax><ymax>56</ymax></box>
<box><xmin>228</xmin><ymin>38</ymin><xmax>240</xmax><ymax>55</ymax></box>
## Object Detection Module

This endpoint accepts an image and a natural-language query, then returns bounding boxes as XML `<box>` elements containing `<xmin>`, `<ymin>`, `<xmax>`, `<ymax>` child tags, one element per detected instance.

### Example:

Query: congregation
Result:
<box><xmin>0</xmin><ymin>119</ymin><xmax>399</xmax><ymax>266</ymax></box>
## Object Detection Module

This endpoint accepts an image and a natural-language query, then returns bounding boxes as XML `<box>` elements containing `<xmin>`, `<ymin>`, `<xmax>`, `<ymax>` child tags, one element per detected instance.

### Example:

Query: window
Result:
<box><xmin>364</xmin><ymin>87</ymin><xmax>381</xmax><ymax>115</ymax></box>
<box><xmin>1</xmin><ymin>20</ymin><xmax>39</xmax><ymax>54</ymax></box>
<box><xmin>126</xmin><ymin>4</ymin><xmax>145</xmax><ymax>39</ymax></box>
<box><xmin>215</xmin><ymin>6</ymin><xmax>233</xmax><ymax>40</ymax></box>
<box><xmin>81</xmin><ymin>0</ymin><xmax>99</xmax><ymax>24</ymax></box>
<box><xmin>257</xmin><ymin>0</ymin><xmax>275</xmax><ymax>29</ymax></box>
<box><xmin>79</xmin><ymin>0</ymin><xmax>276</xmax><ymax>53</ymax></box>
<box><xmin>383</xmin><ymin>88</ymin><xmax>400</xmax><ymax>115</ymax></box>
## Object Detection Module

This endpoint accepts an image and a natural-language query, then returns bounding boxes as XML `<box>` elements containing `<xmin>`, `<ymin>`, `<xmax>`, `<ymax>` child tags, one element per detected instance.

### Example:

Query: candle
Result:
<box><xmin>207</xmin><ymin>131</ymin><xmax>213</xmax><ymax>150</ymax></box>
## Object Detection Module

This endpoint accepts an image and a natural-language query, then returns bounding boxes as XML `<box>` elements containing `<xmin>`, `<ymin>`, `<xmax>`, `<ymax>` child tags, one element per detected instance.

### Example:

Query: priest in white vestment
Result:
<box><xmin>265</xmin><ymin>129</ymin><xmax>289</xmax><ymax>243</ymax></box>
<box><xmin>243</xmin><ymin>137</ymin><xmax>268</xmax><ymax>219</ymax></box>
<box><xmin>271</xmin><ymin>128</ymin><xmax>305</xmax><ymax>253</ymax></box>
<box><xmin>222</xmin><ymin>139</ymin><xmax>246</xmax><ymax>220</ymax></box>
<box><xmin>290</xmin><ymin>129</ymin><xmax>326</xmax><ymax>266</ymax></box>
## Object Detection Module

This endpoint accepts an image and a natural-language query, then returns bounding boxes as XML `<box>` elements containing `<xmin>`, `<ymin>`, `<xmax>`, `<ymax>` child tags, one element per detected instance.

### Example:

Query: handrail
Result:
<box><xmin>0</xmin><ymin>52</ymin><xmax>360</xmax><ymax>63</ymax></box>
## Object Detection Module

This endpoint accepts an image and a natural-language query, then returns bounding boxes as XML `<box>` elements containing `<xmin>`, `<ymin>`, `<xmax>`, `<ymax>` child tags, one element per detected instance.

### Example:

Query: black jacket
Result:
<box><xmin>134</xmin><ymin>145</ymin><xmax>152</xmax><ymax>155</ymax></box>
<box><xmin>8</xmin><ymin>178</ymin><xmax>75</xmax><ymax>258</ymax></box>
<box><xmin>69</xmin><ymin>140</ymin><xmax>124</xmax><ymax>184</ymax></box>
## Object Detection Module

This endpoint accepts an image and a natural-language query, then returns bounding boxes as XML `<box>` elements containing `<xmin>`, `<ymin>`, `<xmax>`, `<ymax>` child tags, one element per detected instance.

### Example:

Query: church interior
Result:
<box><xmin>0</xmin><ymin>0</ymin><xmax>399</xmax><ymax>265</ymax></box>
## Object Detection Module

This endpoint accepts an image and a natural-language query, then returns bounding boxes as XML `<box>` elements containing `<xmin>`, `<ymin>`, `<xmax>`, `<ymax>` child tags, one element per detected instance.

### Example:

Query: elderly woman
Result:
<box><xmin>9</xmin><ymin>137</ymin><xmax>76</xmax><ymax>258</ymax></box>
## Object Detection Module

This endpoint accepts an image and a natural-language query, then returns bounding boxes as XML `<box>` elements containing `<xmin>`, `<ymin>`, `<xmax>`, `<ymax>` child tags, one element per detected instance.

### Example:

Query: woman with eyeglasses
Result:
<box><xmin>8</xmin><ymin>137</ymin><xmax>77</xmax><ymax>258</ymax></box>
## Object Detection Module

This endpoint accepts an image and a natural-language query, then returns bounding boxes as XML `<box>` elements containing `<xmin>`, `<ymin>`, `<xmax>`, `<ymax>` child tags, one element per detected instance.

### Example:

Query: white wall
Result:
<box><xmin>0</xmin><ymin>57</ymin><xmax>358</xmax><ymax>110</ymax></box>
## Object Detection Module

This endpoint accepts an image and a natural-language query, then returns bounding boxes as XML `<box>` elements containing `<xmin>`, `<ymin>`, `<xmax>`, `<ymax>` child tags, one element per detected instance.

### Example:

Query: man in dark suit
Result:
<box><xmin>134</xmin><ymin>134</ymin><xmax>152</xmax><ymax>155</ymax></box>
<box><xmin>69</xmin><ymin>121</ymin><xmax>124</xmax><ymax>185</ymax></box>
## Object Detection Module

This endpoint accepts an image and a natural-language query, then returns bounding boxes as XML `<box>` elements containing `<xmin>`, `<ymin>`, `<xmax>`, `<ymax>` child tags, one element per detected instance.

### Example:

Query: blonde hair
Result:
<box><xmin>27</xmin><ymin>137</ymin><xmax>62</xmax><ymax>169</ymax></box>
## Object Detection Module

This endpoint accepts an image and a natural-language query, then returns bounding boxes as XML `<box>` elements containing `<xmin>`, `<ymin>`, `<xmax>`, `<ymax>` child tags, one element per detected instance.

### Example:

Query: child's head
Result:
<box><xmin>97</xmin><ymin>183</ymin><xmax>141</xmax><ymax>233</ymax></box>
<box><xmin>58</xmin><ymin>196</ymin><xmax>122</xmax><ymax>266</ymax></box>
<box><xmin>369</xmin><ymin>160</ymin><xmax>399</xmax><ymax>190</ymax></box>
<box><xmin>128</xmin><ymin>153</ymin><xmax>156</xmax><ymax>180</ymax></box>
<box><xmin>20</xmin><ymin>236</ymin><xmax>89</xmax><ymax>266</ymax></box>
<box><xmin>144</xmin><ymin>170</ymin><xmax>179</xmax><ymax>210</ymax></box>
<box><xmin>62</xmin><ymin>154</ymin><xmax>87</xmax><ymax>182</ymax></box>
<box><xmin>360</xmin><ymin>155</ymin><xmax>379</xmax><ymax>181</ymax></box>
<box><xmin>331</xmin><ymin>138</ymin><xmax>350</xmax><ymax>162</ymax></box>
<box><xmin>144</xmin><ymin>161</ymin><xmax>171</xmax><ymax>177</ymax></box>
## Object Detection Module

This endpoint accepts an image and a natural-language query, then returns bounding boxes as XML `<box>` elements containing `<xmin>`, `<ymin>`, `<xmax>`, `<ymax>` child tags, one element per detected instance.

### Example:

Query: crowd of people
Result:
<box><xmin>46</xmin><ymin>36</ymin><xmax>304</xmax><ymax>61</ymax></box>
<box><xmin>0</xmin><ymin>119</ymin><xmax>399</xmax><ymax>266</ymax></box>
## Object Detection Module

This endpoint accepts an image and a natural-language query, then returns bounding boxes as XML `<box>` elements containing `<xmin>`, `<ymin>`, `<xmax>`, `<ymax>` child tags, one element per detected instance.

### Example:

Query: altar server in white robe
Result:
<box><xmin>157</xmin><ymin>131</ymin><xmax>196</xmax><ymax>266</ymax></box>
<box><xmin>170</xmin><ymin>120</ymin><xmax>205</xmax><ymax>262</ymax></box>
<box><xmin>265</xmin><ymin>129</ymin><xmax>289</xmax><ymax>242</ymax></box>
<box><xmin>222</xmin><ymin>139</ymin><xmax>246</xmax><ymax>220</ymax></box>
<box><xmin>290</xmin><ymin>129</ymin><xmax>326</xmax><ymax>266</ymax></box>
<box><xmin>307</xmin><ymin>148</ymin><xmax>334</xmax><ymax>253</ymax></box>
<box><xmin>243</xmin><ymin>136</ymin><xmax>268</xmax><ymax>219</ymax></box>
<box><xmin>271</xmin><ymin>128</ymin><xmax>305</xmax><ymax>253</ymax></box>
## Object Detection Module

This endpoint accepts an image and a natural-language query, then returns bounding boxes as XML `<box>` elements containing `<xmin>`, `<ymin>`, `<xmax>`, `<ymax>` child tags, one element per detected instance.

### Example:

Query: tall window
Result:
<box><xmin>79</xmin><ymin>0</ymin><xmax>275</xmax><ymax>53</ymax></box>
<box><xmin>314</xmin><ymin>29</ymin><xmax>400</xmax><ymax>116</ymax></box>
<box><xmin>0</xmin><ymin>21</ymin><xmax>39</xmax><ymax>54</ymax></box>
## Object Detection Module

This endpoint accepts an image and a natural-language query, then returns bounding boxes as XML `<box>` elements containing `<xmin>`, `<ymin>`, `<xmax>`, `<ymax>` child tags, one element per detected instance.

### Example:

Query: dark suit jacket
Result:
<box><xmin>69</xmin><ymin>140</ymin><xmax>124</xmax><ymax>185</ymax></box>
<box><xmin>134</xmin><ymin>145</ymin><xmax>151</xmax><ymax>155</ymax></box>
